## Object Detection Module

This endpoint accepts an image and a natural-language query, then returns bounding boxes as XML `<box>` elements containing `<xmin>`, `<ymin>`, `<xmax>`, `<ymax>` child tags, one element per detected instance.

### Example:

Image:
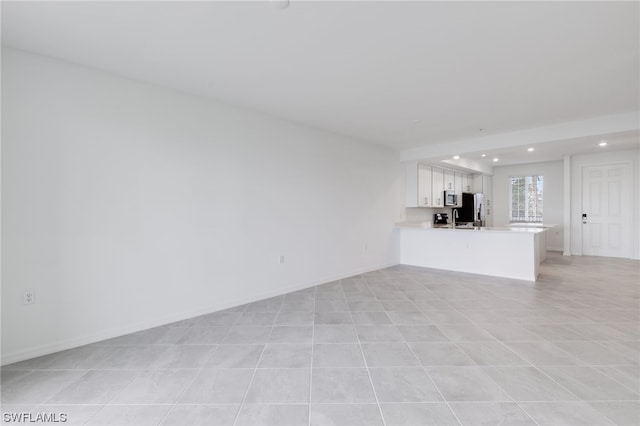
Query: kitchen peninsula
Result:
<box><xmin>396</xmin><ymin>223</ymin><xmax>548</xmax><ymax>281</ymax></box>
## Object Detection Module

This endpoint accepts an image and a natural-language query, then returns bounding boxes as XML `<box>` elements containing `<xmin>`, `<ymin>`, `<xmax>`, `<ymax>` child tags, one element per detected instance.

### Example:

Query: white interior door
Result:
<box><xmin>582</xmin><ymin>163</ymin><xmax>631</xmax><ymax>258</ymax></box>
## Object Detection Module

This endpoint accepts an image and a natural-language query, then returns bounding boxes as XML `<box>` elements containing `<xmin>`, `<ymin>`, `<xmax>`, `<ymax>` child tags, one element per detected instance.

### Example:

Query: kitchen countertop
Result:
<box><xmin>507</xmin><ymin>223</ymin><xmax>557</xmax><ymax>228</ymax></box>
<box><xmin>394</xmin><ymin>221</ymin><xmax>547</xmax><ymax>233</ymax></box>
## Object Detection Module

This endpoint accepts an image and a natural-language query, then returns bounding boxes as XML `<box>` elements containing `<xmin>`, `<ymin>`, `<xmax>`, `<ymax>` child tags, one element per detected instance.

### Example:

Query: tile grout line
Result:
<box><xmin>430</xmin><ymin>328</ymin><xmax>541</xmax><ymax>426</ymax></box>
<box><xmin>406</xmin><ymin>273</ymin><xmax>541</xmax><ymax>426</ymax></box>
<box><xmin>590</xmin><ymin>365</ymin><xmax>640</xmax><ymax>395</ymax></box>
<box><xmin>5</xmin><ymin>399</ymin><xmax>636</xmax><ymax>407</ymax></box>
<box><xmin>402</xmin><ymin>342</ymin><xmax>464</xmax><ymax>426</ymax></box>
<box><xmin>585</xmin><ymin>340</ymin><xmax>640</xmax><ymax>393</ymax></box>
<box><xmin>155</xmin><ymin>311</ymin><xmax>245</xmax><ymax>426</ymax></box>
<box><xmin>412</xmin><ymin>297</ymin><xmax>532</xmax><ymax>424</ymax></box>
<box><xmin>17</xmin><ymin>359</ymin><xmax>639</xmax><ymax>371</ymax></box>
<box><xmin>44</xmin><ymin>369</ymin><xmax>107</xmax><ymax>426</ymax></box>
<box><xmin>458</xmin><ymin>310</ymin><xmax>607</xmax><ymax>425</ymax></box>
<box><xmin>388</xmin><ymin>273</ymin><xmax>466</xmax><ymax>424</ymax></box>
<box><xmin>402</xmin><ymin>266</ymin><xmax>626</xmax><ymax>423</ymax></box>
<box><xmin>503</xmin><ymin>333</ymin><xmax>640</xmax><ymax>396</ymax></box>
<box><xmin>231</xmin><ymin>304</ymin><xmax>279</xmax><ymax>426</ymax></box>
<box><xmin>345</xmin><ymin>276</ymin><xmax>388</xmax><ymax>426</ymax></box>
<box><xmin>308</xmin><ymin>285</ymin><xmax>317</xmax><ymax>426</ymax></box>
<box><xmin>410</xmin><ymin>271</ymin><xmax>640</xmax><ymax>415</ymax></box>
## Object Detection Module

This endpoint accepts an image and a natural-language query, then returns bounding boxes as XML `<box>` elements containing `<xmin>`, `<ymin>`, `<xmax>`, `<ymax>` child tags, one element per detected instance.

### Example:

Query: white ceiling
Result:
<box><xmin>439</xmin><ymin>129</ymin><xmax>640</xmax><ymax>171</ymax></box>
<box><xmin>2</xmin><ymin>1</ymin><xmax>639</xmax><ymax>163</ymax></box>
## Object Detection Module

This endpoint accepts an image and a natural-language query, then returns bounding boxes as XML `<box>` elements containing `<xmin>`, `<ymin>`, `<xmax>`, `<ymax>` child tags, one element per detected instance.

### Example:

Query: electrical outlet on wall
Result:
<box><xmin>23</xmin><ymin>291</ymin><xmax>35</xmax><ymax>305</ymax></box>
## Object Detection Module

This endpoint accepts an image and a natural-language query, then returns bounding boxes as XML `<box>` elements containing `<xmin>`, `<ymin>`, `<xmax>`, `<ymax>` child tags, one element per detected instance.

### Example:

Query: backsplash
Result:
<box><xmin>405</xmin><ymin>207</ymin><xmax>452</xmax><ymax>223</ymax></box>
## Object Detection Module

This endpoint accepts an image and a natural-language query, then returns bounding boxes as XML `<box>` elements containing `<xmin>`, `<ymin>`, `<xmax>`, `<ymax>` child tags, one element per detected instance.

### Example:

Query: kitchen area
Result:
<box><xmin>397</xmin><ymin>161</ymin><xmax>551</xmax><ymax>282</ymax></box>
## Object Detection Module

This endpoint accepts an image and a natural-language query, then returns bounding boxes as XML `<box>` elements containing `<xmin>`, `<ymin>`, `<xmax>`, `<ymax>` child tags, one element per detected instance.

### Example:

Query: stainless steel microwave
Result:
<box><xmin>444</xmin><ymin>190</ymin><xmax>457</xmax><ymax>206</ymax></box>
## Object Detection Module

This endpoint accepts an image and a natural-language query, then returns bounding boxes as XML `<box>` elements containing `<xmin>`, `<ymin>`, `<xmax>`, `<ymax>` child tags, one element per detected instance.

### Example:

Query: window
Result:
<box><xmin>510</xmin><ymin>175</ymin><xmax>543</xmax><ymax>222</ymax></box>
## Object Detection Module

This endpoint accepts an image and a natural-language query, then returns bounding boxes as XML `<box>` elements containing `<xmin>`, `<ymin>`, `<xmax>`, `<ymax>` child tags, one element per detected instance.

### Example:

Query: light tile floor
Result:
<box><xmin>1</xmin><ymin>253</ymin><xmax>638</xmax><ymax>425</ymax></box>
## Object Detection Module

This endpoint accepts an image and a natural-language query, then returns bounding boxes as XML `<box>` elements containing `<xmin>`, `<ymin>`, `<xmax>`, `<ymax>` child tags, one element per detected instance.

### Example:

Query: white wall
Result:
<box><xmin>492</xmin><ymin>161</ymin><xmax>564</xmax><ymax>251</ymax></box>
<box><xmin>570</xmin><ymin>149</ymin><xmax>640</xmax><ymax>259</ymax></box>
<box><xmin>1</xmin><ymin>48</ymin><xmax>404</xmax><ymax>364</ymax></box>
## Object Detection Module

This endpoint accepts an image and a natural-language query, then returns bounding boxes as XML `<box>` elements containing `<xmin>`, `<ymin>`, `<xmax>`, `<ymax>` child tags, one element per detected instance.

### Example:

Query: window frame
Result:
<box><xmin>509</xmin><ymin>174</ymin><xmax>544</xmax><ymax>223</ymax></box>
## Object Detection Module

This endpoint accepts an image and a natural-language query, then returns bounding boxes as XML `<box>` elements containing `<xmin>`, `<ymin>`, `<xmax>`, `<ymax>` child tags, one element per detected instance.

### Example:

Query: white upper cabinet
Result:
<box><xmin>405</xmin><ymin>162</ymin><xmax>476</xmax><ymax>209</ymax></box>
<box><xmin>431</xmin><ymin>167</ymin><xmax>445</xmax><ymax>207</ymax></box>
<box><xmin>462</xmin><ymin>174</ymin><xmax>473</xmax><ymax>193</ymax></box>
<box><xmin>473</xmin><ymin>174</ymin><xmax>492</xmax><ymax>194</ymax></box>
<box><xmin>472</xmin><ymin>174</ymin><xmax>493</xmax><ymax>226</ymax></box>
<box><xmin>454</xmin><ymin>172</ymin><xmax>463</xmax><ymax>206</ymax></box>
<box><xmin>418</xmin><ymin>164</ymin><xmax>433</xmax><ymax>207</ymax></box>
<box><xmin>444</xmin><ymin>169</ymin><xmax>455</xmax><ymax>191</ymax></box>
<box><xmin>473</xmin><ymin>174</ymin><xmax>484</xmax><ymax>193</ymax></box>
<box><xmin>406</xmin><ymin>161</ymin><xmax>434</xmax><ymax>207</ymax></box>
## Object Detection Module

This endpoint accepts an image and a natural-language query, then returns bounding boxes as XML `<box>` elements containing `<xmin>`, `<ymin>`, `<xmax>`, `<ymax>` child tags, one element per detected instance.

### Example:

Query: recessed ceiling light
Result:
<box><xmin>453</xmin><ymin>155</ymin><xmax>460</xmax><ymax>160</ymax></box>
<box><xmin>481</xmin><ymin>154</ymin><xmax>487</xmax><ymax>157</ymax></box>
<box><xmin>527</xmin><ymin>147</ymin><xmax>535</xmax><ymax>152</ymax></box>
<box><xmin>599</xmin><ymin>141</ymin><xmax>608</xmax><ymax>147</ymax></box>
<box><xmin>493</xmin><ymin>158</ymin><xmax>499</xmax><ymax>162</ymax></box>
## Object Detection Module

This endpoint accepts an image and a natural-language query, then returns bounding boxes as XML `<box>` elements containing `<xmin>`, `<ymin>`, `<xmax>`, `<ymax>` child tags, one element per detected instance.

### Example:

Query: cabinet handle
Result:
<box><xmin>437</xmin><ymin>198</ymin><xmax>441</xmax><ymax>205</ymax></box>
<box><xmin>425</xmin><ymin>197</ymin><xmax>429</xmax><ymax>205</ymax></box>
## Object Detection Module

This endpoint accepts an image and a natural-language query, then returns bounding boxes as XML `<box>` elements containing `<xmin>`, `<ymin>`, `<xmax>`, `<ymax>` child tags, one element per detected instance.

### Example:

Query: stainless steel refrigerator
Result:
<box><xmin>455</xmin><ymin>192</ymin><xmax>485</xmax><ymax>226</ymax></box>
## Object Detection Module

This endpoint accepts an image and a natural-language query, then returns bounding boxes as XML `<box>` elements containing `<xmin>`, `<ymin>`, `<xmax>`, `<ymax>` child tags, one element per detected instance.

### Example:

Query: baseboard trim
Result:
<box><xmin>1</xmin><ymin>261</ymin><xmax>398</xmax><ymax>366</ymax></box>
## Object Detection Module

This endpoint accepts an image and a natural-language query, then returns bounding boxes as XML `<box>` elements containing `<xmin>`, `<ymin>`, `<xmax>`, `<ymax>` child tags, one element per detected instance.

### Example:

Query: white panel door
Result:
<box><xmin>582</xmin><ymin>163</ymin><xmax>631</xmax><ymax>258</ymax></box>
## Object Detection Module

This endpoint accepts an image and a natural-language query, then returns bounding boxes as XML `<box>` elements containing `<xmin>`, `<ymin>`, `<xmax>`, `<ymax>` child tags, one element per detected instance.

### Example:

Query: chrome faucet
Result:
<box><xmin>452</xmin><ymin>209</ymin><xmax>459</xmax><ymax>228</ymax></box>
